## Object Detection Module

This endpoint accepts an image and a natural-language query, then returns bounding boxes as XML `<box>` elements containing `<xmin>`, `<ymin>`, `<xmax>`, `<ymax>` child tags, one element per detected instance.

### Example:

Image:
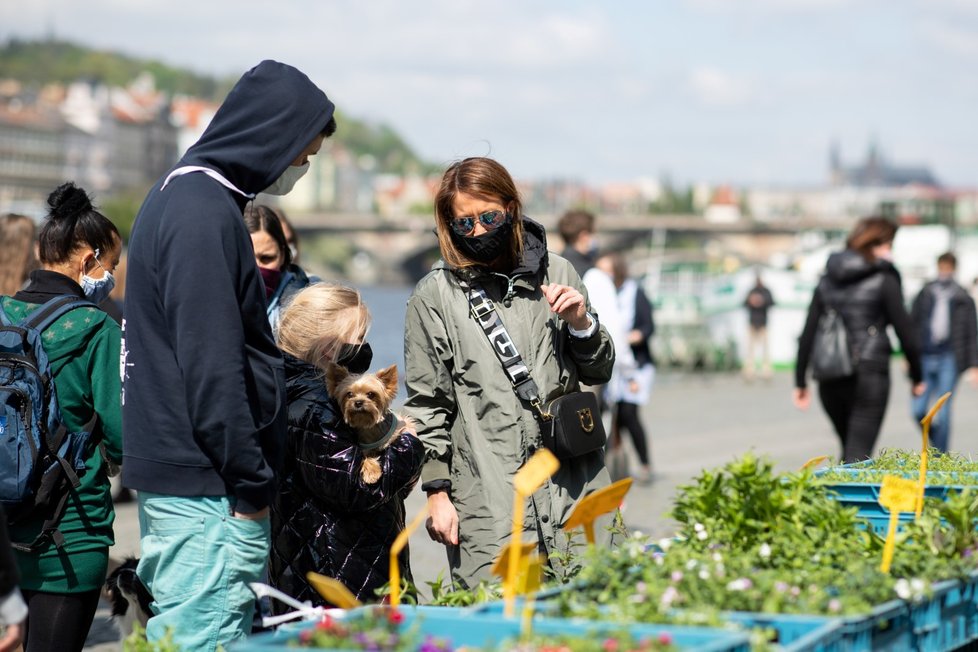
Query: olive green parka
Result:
<box><xmin>403</xmin><ymin>219</ymin><xmax>615</xmax><ymax>588</ymax></box>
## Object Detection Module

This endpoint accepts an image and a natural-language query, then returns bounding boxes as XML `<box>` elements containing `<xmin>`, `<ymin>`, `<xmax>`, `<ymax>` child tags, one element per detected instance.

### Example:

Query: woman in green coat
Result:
<box><xmin>1</xmin><ymin>182</ymin><xmax>122</xmax><ymax>651</ymax></box>
<box><xmin>403</xmin><ymin>157</ymin><xmax>616</xmax><ymax>588</ymax></box>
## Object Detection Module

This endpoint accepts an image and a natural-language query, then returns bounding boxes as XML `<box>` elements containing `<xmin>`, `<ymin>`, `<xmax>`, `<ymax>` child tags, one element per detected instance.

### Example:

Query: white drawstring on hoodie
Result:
<box><xmin>161</xmin><ymin>166</ymin><xmax>255</xmax><ymax>199</ymax></box>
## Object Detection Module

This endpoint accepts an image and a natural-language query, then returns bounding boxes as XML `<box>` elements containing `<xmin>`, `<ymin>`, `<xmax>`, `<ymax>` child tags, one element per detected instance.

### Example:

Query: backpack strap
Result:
<box><xmin>20</xmin><ymin>295</ymin><xmax>97</xmax><ymax>333</ymax></box>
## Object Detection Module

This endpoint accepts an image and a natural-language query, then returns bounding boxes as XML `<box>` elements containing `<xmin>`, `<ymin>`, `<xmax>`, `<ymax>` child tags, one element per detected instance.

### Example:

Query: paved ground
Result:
<box><xmin>84</xmin><ymin>367</ymin><xmax>978</xmax><ymax>649</ymax></box>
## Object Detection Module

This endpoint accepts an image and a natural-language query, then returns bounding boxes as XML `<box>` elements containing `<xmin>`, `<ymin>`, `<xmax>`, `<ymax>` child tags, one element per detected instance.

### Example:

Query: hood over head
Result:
<box><xmin>825</xmin><ymin>248</ymin><xmax>894</xmax><ymax>286</ymax></box>
<box><xmin>180</xmin><ymin>60</ymin><xmax>335</xmax><ymax>195</ymax></box>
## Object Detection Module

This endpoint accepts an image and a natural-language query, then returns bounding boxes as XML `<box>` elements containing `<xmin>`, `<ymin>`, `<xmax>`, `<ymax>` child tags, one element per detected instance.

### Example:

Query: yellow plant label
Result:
<box><xmin>389</xmin><ymin>504</ymin><xmax>428</xmax><ymax>607</ymax></box>
<box><xmin>514</xmin><ymin>449</ymin><xmax>560</xmax><ymax>496</ymax></box>
<box><xmin>306</xmin><ymin>572</ymin><xmax>361</xmax><ymax>609</ymax></box>
<box><xmin>800</xmin><ymin>455</ymin><xmax>830</xmax><ymax>471</ymax></box>
<box><xmin>491</xmin><ymin>541</ymin><xmax>538</xmax><ymax>578</ymax></box>
<box><xmin>918</xmin><ymin>392</ymin><xmax>951</xmax><ymax>517</ymax></box>
<box><xmin>563</xmin><ymin>478</ymin><xmax>633</xmax><ymax>543</ymax></box>
<box><xmin>879</xmin><ymin>475</ymin><xmax>919</xmax><ymax>513</ymax></box>
<box><xmin>517</xmin><ymin>553</ymin><xmax>543</xmax><ymax>595</ymax></box>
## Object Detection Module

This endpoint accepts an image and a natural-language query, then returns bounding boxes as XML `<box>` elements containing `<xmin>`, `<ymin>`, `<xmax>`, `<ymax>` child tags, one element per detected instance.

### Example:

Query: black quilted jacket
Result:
<box><xmin>268</xmin><ymin>353</ymin><xmax>425</xmax><ymax>609</ymax></box>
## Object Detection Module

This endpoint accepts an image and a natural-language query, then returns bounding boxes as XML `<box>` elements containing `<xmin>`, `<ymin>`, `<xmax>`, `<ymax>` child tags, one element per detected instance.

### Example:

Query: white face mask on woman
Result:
<box><xmin>80</xmin><ymin>249</ymin><xmax>116</xmax><ymax>304</ymax></box>
<box><xmin>263</xmin><ymin>162</ymin><xmax>310</xmax><ymax>196</ymax></box>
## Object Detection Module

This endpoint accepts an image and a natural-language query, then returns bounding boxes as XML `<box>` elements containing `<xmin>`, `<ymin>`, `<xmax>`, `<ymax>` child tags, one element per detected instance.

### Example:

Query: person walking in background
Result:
<box><xmin>910</xmin><ymin>252</ymin><xmax>978</xmax><ymax>452</ymax></box>
<box><xmin>556</xmin><ymin>210</ymin><xmax>633</xmax><ymax>417</ymax></box>
<box><xmin>743</xmin><ymin>271</ymin><xmax>775</xmax><ymax>381</ymax></box>
<box><xmin>596</xmin><ymin>253</ymin><xmax>656</xmax><ymax>484</ymax></box>
<box><xmin>122</xmin><ymin>60</ymin><xmax>336</xmax><ymax>650</ymax></box>
<box><xmin>0</xmin><ymin>213</ymin><xmax>40</xmax><ymax>296</ymax></box>
<box><xmin>404</xmin><ymin>157</ymin><xmax>615</xmax><ymax>588</ymax></box>
<box><xmin>793</xmin><ymin>216</ymin><xmax>924</xmax><ymax>463</ymax></box>
<box><xmin>244</xmin><ymin>204</ymin><xmax>313</xmax><ymax>333</ymax></box>
<box><xmin>1</xmin><ymin>183</ymin><xmax>122</xmax><ymax>652</ymax></box>
<box><xmin>269</xmin><ymin>284</ymin><xmax>424</xmax><ymax>607</ymax></box>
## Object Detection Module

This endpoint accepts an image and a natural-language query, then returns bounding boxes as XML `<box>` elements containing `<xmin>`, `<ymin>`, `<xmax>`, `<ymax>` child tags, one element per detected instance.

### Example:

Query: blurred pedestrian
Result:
<box><xmin>793</xmin><ymin>216</ymin><xmax>924</xmax><ymax>463</ymax></box>
<box><xmin>742</xmin><ymin>271</ymin><xmax>775</xmax><ymax>381</ymax></box>
<box><xmin>269</xmin><ymin>284</ymin><xmax>424</xmax><ymax>607</ymax></box>
<box><xmin>1</xmin><ymin>182</ymin><xmax>123</xmax><ymax>652</ymax></box>
<box><xmin>405</xmin><ymin>157</ymin><xmax>615</xmax><ymax>588</ymax></box>
<box><xmin>596</xmin><ymin>253</ymin><xmax>656</xmax><ymax>484</ymax></box>
<box><xmin>910</xmin><ymin>252</ymin><xmax>978</xmax><ymax>452</ymax></box>
<box><xmin>122</xmin><ymin>60</ymin><xmax>336</xmax><ymax>651</ymax></box>
<box><xmin>0</xmin><ymin>213</ymin><xmax>39</xmax><ymax>296</ymax></box>
<box><xmin>244</xmin><ymin>203</ymin><xmax>312</xmax><ymax>333</ymax></box>
<box><xmin>556</xmin><ymin>210</ymin><xmax>634</xmax><ymax>415</ymax></box>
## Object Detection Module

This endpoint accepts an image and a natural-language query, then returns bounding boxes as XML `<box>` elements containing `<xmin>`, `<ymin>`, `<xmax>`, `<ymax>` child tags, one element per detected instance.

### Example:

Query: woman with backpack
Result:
<box><xmin>0</xmin><ymin>182</ymin><xmax>122</xmax><ymax>651</ymax></box>
<box><xmin>793</xmin><ymin>216</ymin><xmax>924</xmax><ymax>463</ymax></box>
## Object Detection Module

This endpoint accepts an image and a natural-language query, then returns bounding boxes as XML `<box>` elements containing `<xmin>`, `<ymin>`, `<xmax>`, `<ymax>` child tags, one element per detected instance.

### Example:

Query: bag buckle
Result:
<box><xmin>531</xmin><ymin>398</ymin><xmax>553</xmax><ymax>421</ymax></box>
<box><xmin>578</xmin><ymin>407</ymin><xmax>595</xmax><ymax>433</ymax></box>
<box><xmin>469</xmin><ymin>294</ymin><xmax>495</xmax><ymax>322</ymax></box>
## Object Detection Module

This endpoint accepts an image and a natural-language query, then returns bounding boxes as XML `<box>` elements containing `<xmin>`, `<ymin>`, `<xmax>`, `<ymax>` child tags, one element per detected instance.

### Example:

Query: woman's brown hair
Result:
<box><xmin>846</xmin><ymin>216</ymin><xmax>898</xmax><ymax>261</ymax></box>
<box><xmin>433</xmin><ymin>157</ymin><xmax>525</xmax><ymax>269</ymax></box>
<box><xmin>0</xmin><ymin>213</ymin><xmax>39</xmax><ymax>295</ymax></box>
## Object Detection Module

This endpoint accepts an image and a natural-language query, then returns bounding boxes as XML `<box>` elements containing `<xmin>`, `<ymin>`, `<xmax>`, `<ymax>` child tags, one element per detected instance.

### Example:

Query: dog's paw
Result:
<box><xmin>361</xmin><ymin>457</ymin><xmax>382</xmax><ymax>484</ymax></box>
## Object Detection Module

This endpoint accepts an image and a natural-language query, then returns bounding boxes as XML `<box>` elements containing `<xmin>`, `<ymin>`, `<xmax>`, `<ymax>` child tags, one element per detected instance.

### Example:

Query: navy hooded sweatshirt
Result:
<box><xmin>122</xmin><ymin>60</ymin><xmax>335</xmax><ymax>513</ymax></box>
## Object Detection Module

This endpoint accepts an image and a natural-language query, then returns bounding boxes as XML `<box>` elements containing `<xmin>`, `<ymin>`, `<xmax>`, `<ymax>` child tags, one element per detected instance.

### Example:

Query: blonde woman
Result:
<box><xmin>269</xmin><ymin>283</ymin><xmax>424</xmax><ymax>608</ymax></box>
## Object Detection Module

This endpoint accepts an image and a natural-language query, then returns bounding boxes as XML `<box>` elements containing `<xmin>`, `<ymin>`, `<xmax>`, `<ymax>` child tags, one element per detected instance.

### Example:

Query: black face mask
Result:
<box><xmin>450</xmin><ymin>223</ymin><xmax>513</xmax><ymax>265</ymax></box>
<box><xmin>334</xmin><ymin>342</ymin><xmax>373</xmax><ymax>374</ymax></box>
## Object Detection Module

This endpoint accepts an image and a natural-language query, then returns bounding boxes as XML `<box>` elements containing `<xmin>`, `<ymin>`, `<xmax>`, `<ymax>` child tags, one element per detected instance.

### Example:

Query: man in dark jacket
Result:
<box><xmin>911</xmin><ymin>252</ymin><xmax>978</xmax><ymax>452</ymax></box>
<box><xmin>122</xmin><ymin>60</ymin><xmax>336</xmax><ymax>650</ymax></box>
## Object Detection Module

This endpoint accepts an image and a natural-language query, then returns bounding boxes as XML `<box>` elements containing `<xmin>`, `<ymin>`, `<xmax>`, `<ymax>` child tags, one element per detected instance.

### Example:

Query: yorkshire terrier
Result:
<box><xmin>325</xmin><ymin>362</ymin><xmax>414</xmax><ymax>484</ymax></box>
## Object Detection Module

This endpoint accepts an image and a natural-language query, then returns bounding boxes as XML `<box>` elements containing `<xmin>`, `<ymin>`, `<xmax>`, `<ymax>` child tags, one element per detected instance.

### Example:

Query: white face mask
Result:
<box><xmin>263</xmin><ymin>162</ymin><xmax>310</xmax><ymax>196</ymax></box>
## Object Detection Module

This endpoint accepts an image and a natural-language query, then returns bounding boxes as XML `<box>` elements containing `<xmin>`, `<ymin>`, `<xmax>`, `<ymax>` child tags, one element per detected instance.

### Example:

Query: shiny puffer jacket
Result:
<box><xmin>269</xmin><ymin>353</ymin><xmax>425</xmax><ymax>609</ymax></box>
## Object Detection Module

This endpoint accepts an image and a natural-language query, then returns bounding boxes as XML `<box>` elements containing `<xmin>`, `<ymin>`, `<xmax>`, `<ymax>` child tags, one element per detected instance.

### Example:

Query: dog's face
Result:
<box><xmin>325</xmin><ymin>362</ymin><xmax>399</xmax><ymax>429</ymax></box>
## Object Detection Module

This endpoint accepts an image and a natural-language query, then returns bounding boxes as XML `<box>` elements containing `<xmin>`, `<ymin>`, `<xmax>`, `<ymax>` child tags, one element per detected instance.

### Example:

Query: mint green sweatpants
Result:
<box><xmin>136</xmin><ymin>492</ymin><xmax>270</xmax><ymax>651</ymax></box>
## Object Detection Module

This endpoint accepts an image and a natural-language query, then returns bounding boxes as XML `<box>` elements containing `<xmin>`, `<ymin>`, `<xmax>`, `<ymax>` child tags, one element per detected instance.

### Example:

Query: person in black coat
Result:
<box><xmin>793</xmin><ymin>217</ymin><xmax>924</xmax><ymax>463</ymax></box>
<box><xmin>269</xmin><ymin>283</ymin><xmax>425</xmax><ymax>609</ymax></box>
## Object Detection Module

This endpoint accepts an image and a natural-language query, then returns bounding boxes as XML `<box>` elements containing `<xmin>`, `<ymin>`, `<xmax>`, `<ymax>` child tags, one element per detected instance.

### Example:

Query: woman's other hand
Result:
<box><xmin>425</xmin><ymin>490</ymin><xmax>459</xmax><ymax>546</ymax></box>
<box><xmin>540</xmin><ymin>284</ymin><xmax>589</xmax><ymax>331</ymax></box>
<box><xmin>793</xmin><ymin>387</ymin><xmax>811</xmax><ymax>410</ymax></box>
<box><xmin>912</xmin><ymin>382</ymin><xmax>926</xmax><ymax>397</ymax></box>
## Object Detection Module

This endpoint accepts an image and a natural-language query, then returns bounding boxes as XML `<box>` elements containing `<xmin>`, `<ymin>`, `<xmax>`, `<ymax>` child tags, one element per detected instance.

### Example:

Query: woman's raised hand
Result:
<box><xmin>540</xmin><ymin>284</ymin><xmax>590</xmax><ymax>331</ymax></box>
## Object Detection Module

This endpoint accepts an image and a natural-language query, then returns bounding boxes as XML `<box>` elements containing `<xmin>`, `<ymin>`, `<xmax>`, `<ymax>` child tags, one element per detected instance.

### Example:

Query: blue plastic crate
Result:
<box><xmin>232</xmin><ymin>604</ymin><xmax>753</xmax><ymax>651</ymax></box>
<box><xmin>812</xmin><ymin>467</ymin><xmax>976</xmax><ymax>535</ymax></box>
<box><xmin>721</xmin><ymin>612</ymin><xmax>843</xmax><ymax>652</ymax></box>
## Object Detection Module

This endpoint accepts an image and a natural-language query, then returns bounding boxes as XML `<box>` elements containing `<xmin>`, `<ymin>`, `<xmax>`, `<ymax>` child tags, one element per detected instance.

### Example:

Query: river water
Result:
<box><xmin>358</xmin><ymin>284</ymin><xmax>414</xmax><ymax>402</ymax></box>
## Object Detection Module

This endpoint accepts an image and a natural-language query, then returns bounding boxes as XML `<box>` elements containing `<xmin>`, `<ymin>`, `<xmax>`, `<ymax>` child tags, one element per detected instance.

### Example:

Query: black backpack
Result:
<box><xmin>0</xmin><ymin>295</ymin><xmax>99</xmax><ymax>551</ymax></box>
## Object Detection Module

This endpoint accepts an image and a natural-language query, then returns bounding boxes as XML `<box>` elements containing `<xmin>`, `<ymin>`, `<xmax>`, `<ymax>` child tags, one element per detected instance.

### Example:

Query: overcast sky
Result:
<box><xmin>3</xmin><ymin>0</ymin><xmax>978</xmax><ymax>188</ymax></box>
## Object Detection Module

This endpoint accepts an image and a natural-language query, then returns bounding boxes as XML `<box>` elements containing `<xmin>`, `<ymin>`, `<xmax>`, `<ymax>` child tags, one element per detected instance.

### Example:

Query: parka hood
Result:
<box><xmin>180</xmin><ymin>60</ymin><xmax>335</xmax><ymax>195</ymax></box>
<box><xmin>825</xmin><ymin>249</ymin><xmax>897</xmax><ymax>286</ymax></box>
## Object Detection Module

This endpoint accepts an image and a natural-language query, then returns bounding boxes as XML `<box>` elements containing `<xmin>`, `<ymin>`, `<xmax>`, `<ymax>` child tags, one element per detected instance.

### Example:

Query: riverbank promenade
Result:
<box><xmin>84</xmin><ymin>366</ymin><xmax>978</xmax><ymax>649</ymax></box>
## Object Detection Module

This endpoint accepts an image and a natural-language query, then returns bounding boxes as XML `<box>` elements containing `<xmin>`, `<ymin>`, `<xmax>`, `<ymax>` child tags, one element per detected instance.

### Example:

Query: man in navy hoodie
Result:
<box><xmin>122</xmin><ymin>60</ymin><xmax>335</xmax><ymax>650</ymax></box>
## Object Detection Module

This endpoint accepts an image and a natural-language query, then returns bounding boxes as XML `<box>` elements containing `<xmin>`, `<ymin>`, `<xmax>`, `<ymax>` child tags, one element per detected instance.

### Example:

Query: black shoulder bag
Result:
<box><xmin>462</xmin><ymin>280</ymin><xmax>607</xmax><ymax>459</ymax></box>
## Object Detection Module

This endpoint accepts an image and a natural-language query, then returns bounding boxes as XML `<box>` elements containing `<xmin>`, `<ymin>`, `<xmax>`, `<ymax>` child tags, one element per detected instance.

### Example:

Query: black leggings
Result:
<box><xmin>818</xmin><ymin>371</ymin><xmax>890</xmax><ymax>463</ymax></box>
<box><xmin>23</xmin><ymin>588</ymin><xmax>102</xmax><ymax>652</ymax></box>
<box><xmin>615</xmin><ymin>402</ymin><xmax>650</xmax><ymax>466</ymax></box>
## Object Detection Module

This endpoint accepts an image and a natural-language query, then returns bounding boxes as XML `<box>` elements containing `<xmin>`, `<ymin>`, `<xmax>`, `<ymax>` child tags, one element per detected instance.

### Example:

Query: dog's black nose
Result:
<box><xmin>354</xmin><ymin>400</ymin><xmax>363</xmax><ymax>408</ymax></box>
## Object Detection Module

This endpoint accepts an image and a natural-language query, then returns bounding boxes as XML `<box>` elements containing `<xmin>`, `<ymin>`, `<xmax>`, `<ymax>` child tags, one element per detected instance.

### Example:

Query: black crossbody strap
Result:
<box><xmin>460</xmin><ymin>279</ymin><xmax>552</xmax><ymax>420</ymax></box>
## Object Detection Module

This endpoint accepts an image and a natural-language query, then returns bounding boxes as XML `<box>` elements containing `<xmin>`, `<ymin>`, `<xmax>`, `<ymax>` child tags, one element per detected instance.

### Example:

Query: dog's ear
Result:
<box><xmin>325</xmin><ymin>361</ymin><xmax>349</xmax><ymax>396</ymax></box>
<box><xmin>376</xmin><ymin>364</ymin><xmax>399</xmax><ymax>400</ymax></box>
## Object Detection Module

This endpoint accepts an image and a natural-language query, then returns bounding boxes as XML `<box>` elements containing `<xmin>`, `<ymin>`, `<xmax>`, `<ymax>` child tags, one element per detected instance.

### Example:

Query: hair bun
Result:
<box><xmin>46</xmin><ymin>182</ymin><xmax>93</xmax><ymax>220</ymax></box>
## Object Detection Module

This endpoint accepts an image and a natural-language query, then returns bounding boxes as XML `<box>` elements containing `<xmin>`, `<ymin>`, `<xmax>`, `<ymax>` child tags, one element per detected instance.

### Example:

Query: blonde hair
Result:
<box><xmin>277</xmin><ymin>283</ymin><xmax>370</xmax><ymax>369</ymax></box>
<box><xmin>0</xmin><ymin>213</ymin><xmax>39</xmax><ymax>296</ymax></box>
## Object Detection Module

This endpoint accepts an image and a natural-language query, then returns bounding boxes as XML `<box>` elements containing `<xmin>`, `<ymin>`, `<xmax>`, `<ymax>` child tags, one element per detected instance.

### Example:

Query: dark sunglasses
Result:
<box><xmin>450</xmin><ymin>210</ymin><xmax>510</xmax><ymax>236</ymax></box>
